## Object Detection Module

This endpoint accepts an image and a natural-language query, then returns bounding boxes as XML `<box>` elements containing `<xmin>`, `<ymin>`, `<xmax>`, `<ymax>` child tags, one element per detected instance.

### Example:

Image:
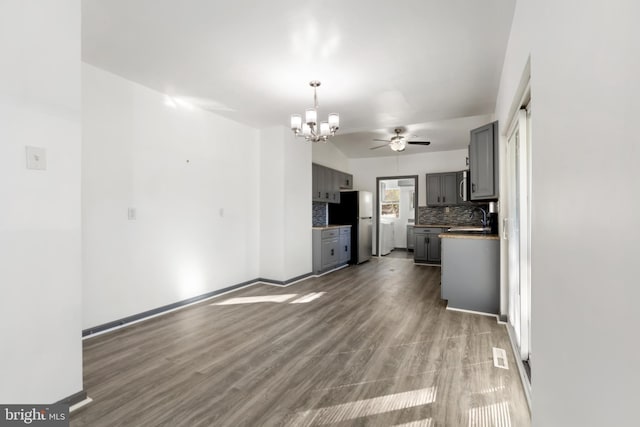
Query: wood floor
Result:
<box><xmin>72</xmin><ymin>257</ymin><xmax>530</xmax><ymax>427</ymax></box>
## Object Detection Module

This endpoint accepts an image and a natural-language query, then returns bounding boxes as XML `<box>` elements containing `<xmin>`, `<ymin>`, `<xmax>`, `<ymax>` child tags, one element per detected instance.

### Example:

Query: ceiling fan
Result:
<box><xmin>370</xmin><ymin>128</ymin><xmax>431</xmax><ymax>152</ymax></box>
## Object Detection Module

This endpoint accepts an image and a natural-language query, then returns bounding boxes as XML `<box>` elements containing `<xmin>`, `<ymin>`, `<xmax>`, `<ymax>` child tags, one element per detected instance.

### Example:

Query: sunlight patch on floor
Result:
<box><xmin>212</xmin><ymin>292</ymin><xmax>328</xmax><ymax>305</ymax></box>
<box><xmin>290</xmin><ymin>292</ymin><xmax>326</xmax><ymax>303</ymax></box>
<box><xmin>468</xmin><ymin>401</ymin><xmax>511</xmax><ymax>427</ymax></box>
<box><xmin>291</xmin><ymin>386</ymin><xmax>437</xmax><ymax>425</ymax></box>
<box><xmin>392</xmin><ymin>418</ymin><xmax>434</xmax><ymax>427</ymax></box>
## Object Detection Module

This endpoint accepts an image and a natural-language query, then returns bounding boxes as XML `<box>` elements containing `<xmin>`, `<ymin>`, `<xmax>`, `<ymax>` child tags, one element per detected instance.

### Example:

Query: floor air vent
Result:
<box><xmin>492</xmin><ymin>347</ymin><xmax>509</xmax><ymax>370</ymax></box>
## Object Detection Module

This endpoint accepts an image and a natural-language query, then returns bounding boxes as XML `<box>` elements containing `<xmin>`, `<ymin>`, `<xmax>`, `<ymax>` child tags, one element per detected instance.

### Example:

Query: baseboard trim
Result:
<box><xmin>257</xmin><ymin>272</ymin><xmax>314</xmax><ymax>287</ymax></box>
<box><xmin>82</xmin><ymin>271</ymin><xmax>317</xmax><ymax>338</ymax></box>
<box><xmin>505</xmin><ymin>322</ymin><xmax>532</xmax><ymax>413</ymax></box>
<box><xmin>83</xmin><ymin>278</ymin><xmax>261</xmax><ymax>337</ymax></box>
<box><xmin>56</xmin><ymin>390</ymin><xmax>87</xmax><ymax>407</ymax></box>
<box><xmin>445</xmin><ymin>306</ymin><xmax>500</xmax><ymax>320</ymax></box>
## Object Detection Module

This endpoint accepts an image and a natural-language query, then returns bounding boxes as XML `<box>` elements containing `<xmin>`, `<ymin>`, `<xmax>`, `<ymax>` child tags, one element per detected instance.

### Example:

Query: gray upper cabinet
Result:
<box><xmin>339</xmin><ymin>172</ymin><xmax>353</xmax><ymax>190</ymax></box>
<box><xmin>469</xmin><ymin>121</ymin><xmax>499</xmax><ymax>200</ymax></box>
<box><xmin>331</xmin><ymin>170</ymin><xmax>341</xmax><ymax>203</ymax></box>
<box><xmin>312</xmin><ymin>163</ymin><xmax>350</xmax><ymax>204</ymax></box>
<box><xmin>426</xmin><ymin>172</ymin><xmax>457</xmax><ymax>206</ymax></box>
<box><xmin>312</xmin><ymin>164</ymin><xmax>322</xmax><ymax>201</ymax></box>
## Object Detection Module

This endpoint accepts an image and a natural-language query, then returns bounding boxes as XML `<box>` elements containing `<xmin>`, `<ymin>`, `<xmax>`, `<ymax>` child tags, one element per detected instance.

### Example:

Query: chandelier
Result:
<box><xmin>290</xmin><ymin>80</ymin><xmax>339</xmax><ymax>142</ymax></box>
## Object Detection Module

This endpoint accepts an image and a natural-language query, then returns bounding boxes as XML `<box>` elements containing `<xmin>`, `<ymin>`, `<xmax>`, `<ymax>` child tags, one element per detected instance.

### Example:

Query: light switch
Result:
<box><xmin>128</xmin><ymin>208</ymin><xmax>136</xmax><ymax>220</ymax></box>
<box><xmin>26</xmin><ymin>146</ymin><xmax>47</xmax><ymax>170</ymax></box>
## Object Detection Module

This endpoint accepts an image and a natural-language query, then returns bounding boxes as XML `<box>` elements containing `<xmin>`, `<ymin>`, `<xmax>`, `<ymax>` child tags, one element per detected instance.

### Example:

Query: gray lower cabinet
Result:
<box><xmin>440</xmin><ymin>237</ymin><xmax>500</xmax><ymax>314</ymax></box>
<box><xmin>469</xmin><ymin>121</ymin><xmax>499</xmax><ymax>200</ymax></box>
<box><xmin>406</xmin><ymin>225</ymin><xmax>415</xmax><ymax>251</ymax></box>
<box><xmin>339</xmin><ymin>227</ymin><xmax>351</xmax><ymax>263</ymax></box>
<box><xmin>313</xmin><ymin>226</ymin><xmax>351</xmax><ymax>273</ymax></box>
<box><xmin>414</xmin><ymin>228</ymin><xmax>444</xmax><ymax>264</ymax></box>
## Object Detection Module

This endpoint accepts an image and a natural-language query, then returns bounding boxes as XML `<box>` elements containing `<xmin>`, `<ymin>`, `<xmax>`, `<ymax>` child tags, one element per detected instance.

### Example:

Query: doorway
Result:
<box><xmin>506</xmin><ymin>103</ymin><xmax>532</xmax><ymax>373</ymax></box>
<box><xmin>375</xmin><ymin>176</ymin><xmax>419</xmax><ymax>257</ymax></box>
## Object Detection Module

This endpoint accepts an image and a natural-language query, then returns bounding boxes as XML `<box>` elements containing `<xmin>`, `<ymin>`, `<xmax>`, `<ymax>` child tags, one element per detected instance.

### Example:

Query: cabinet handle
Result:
<box><xmin>331</xmin><ymin>249</ymin><xmax>334</xmax><ymax>256</ymax></box>
<box><xmin>326</xmin><ymin>192</ymin><xmax>329</xmax><ymax>198</ymax></box>
<box><xmin>427</xmin><ymin>237</ymin><xmax>430</xmax><ymax>244</ymax></box>
<box><xmin>437</xmin><ymin>196</ymin><xmax>440</xmax><ymax>203</ymax></box>
<box><xmin>318</xmin><ymin>191</ymin><xmax>321</xmax><ymax>198</ymax></box>
<box><xmin>459</xmin><ymin>179</ymin><xmax>464</xmax><ymax>198</ymax></box>
<box><xmin>443</xmin><ymin>196</ymin><xmax>445</xmax><ymax>203</ymax></box>
<box><xmin>344</xmin><ymin>245</ymin><xmax>348</xmax><ymax>252</ymax></box>
<box><xmin>472</xmin><ymin>183</ymin><xmax>476</xmax><ymax>193</ymax></box>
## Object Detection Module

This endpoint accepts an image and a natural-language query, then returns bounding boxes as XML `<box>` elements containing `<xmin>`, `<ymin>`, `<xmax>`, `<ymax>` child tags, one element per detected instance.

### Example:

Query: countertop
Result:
<box><xmin>439</xmin><ymin>232</ymin><xmax>499</xmax><ymax>240</ymax></box>
<box><xmin>412</xmin><ymin>224</ymin><xmax>458</xmax><ymax>228</ymax></box>
<box><xmin>312</xmin><ymin>224</ymin><xmax>352</xmax><ymax>230</ymax></box>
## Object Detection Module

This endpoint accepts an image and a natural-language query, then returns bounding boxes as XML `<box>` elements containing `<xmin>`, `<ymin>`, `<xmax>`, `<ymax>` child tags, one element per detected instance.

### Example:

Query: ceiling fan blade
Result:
<box><xmin>369</xmin><ymin>144</ymin><xmax>389</xmax><ymax>150</ymax></box>
<box><xmin>372</xmin><ymin>138</ymin><xmax>391</xmax><ymax>142</ymax></box>
<box><xmin>407</xmin><ymin>141</ymin><xmax>431</xmax><ymax>145</ymax></box>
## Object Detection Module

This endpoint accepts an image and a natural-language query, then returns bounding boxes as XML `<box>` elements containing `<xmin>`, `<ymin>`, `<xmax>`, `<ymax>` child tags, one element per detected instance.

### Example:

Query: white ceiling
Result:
<box><xmin>82</xmin><ymin>0</ymin><xmax>515</xmax><ymax>158</ymax></box>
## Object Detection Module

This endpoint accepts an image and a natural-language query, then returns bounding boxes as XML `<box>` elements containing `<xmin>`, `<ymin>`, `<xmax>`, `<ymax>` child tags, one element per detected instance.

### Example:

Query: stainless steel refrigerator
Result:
<box><xmin>328</xmin><ymin>191</ymin><xmax>373</xmax><ymax>264</ymax></box>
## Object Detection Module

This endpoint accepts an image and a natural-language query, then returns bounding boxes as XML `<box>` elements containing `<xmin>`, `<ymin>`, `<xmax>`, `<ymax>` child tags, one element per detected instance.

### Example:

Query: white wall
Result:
<box><xmin>312</xmin><ymin>140</ymin><xmax>350</xmax><ymax>172</ymax></box>
<box><xmin>350</xmin><ymin>150</ymin><xmax>467</xmax><ymax>253</ymax></box>
<box><xmin>259</xmin><ymin>126</ymin><xmax>312</xmax><ymax>281</ymax></box>
<box><xmin>0</xmin><ymin>0</ymin><xmax>83</xmax><ymax>403</ymax></box>
<box><xmin>496</xmin><ymin>1</ymin><xmax>640</xmax><ymax>425</ymax></box>
<box><xmin>82</xmin><ymin>64</ymin><xmax>261</xmax><ymax>329</ymax></box>
<box><xmin>350</xmin><ymin>150</ymin><xmax>467</xmax><ymax>206</ymax></box>
<box><xmin>283</xmin><ymin>132</ymin><xmax>313</xmax><ymax>279</ymax></box>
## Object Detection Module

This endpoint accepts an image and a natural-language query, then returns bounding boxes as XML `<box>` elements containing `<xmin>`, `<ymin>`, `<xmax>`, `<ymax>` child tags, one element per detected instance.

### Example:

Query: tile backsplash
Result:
<box><xmin>312</xmin><ymin>202</ymin><xmax>328</xmax><ymax>227</ymax></box>
<box><xmin>418</xmin><ymin>204</ymin><xmax>489</xmax><ymax>226</ymax></box>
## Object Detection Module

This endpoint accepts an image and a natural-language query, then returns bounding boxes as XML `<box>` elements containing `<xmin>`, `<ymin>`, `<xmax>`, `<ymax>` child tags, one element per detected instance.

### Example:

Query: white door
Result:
<box><xmin>506</xmin><ymin>108</ymin><xmax>531</xmax><ymax>361</ymax></box>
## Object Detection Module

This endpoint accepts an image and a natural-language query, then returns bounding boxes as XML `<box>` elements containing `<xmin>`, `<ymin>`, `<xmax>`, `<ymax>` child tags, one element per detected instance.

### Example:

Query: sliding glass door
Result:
<box><xmin>506</xmin><ymin>108</ymin><xmax>531</xmax><ymax>363</ymax></box>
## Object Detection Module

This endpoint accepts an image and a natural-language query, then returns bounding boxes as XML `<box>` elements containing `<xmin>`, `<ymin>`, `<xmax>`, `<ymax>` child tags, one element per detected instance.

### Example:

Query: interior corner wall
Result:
<box><xmin>258</xmin><ymin>127</ymin><xmax>286</xmax><ymax>280</ymax></box>
<box><xmin>312</xmin><ymin>140</ymin><xmax>350</xmax><ymax>172</ymax></box>
<box><xmin>284</xmin><ymin>133</ymin><xmax>312</xmax><ymax>279</ymax></box>
<box><xmin>0</xmin><ymin>0</ymin><xmax>83</xmax><ymax>403</ymax></box>
<box><xmin>82</xmin><ymin>63</ymin><xmax>260</xmax><ymax>329</ymax></box>
<box><xmin>259</xmin><ymin>127</ymin><xmax>312</xmax><ymax>281</ymax></box>
<box><xmin>496</xmin><ymin>1</ymin><xmax>639</xmax><ymax>425</ymax></box>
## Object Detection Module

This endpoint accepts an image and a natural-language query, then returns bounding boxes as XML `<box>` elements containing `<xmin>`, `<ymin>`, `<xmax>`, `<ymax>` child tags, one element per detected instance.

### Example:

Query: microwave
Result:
<box><xmin>459</xmin><ymin>170</ymin><xmax>471</xmax><ymax>202</ymax></box>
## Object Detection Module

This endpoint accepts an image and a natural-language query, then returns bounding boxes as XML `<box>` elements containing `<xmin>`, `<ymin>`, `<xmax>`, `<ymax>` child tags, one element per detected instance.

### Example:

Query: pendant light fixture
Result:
<box><xmin>290</xmin><ymin>81</ymin><xmax>339</xmax><ymax>142</ymax></box>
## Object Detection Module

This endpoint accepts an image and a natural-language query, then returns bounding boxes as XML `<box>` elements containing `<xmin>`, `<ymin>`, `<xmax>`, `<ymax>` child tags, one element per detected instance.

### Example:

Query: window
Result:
<box><xmin>381</xmin><ymin>188</ymin><xmax>400</xmax><ymax>218</ymax></box>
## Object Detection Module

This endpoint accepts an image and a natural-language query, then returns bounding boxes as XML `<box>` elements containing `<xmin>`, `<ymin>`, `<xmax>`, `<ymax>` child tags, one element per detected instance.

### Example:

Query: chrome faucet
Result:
<box><xmin>470</xmin><ymin>207</ymin><xmax>488</xmax><ymax>227</ymax></box>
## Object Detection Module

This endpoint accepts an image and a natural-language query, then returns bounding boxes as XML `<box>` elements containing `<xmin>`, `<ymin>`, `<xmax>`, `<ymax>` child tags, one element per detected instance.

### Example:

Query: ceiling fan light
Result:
<box><xmin>305</xmin><ymin>108</ymin><xmax>317</xmax><ymax>126</ymax></box>
<box><xmin>290</xmin><ymin>114</ymin><xmax>302</xmax><ymax>132</ymax></box>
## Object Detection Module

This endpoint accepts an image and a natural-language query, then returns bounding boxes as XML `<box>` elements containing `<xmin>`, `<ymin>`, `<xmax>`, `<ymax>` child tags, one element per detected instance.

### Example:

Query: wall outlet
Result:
<box><xmin>445</xmin><ymin>207</ymin><xmax>450</xmax><ymax>213</ymax></box>
<box><xmin>128</xmin><ymin>208</ymin><xmax>136</xmax><ymax>220</ymax></box>
<box><xmin>26</xmin><ymin>146</ymin><xmax>47</xmax><ymax>170</ymax></box>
